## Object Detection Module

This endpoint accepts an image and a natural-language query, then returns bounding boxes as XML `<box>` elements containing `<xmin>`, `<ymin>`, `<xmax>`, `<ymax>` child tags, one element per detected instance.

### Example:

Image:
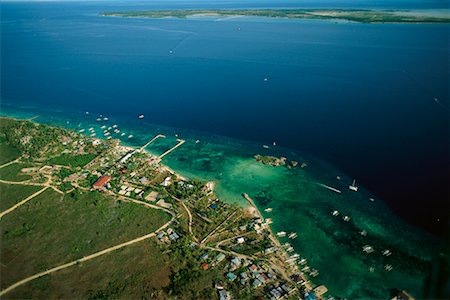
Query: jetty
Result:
<box><xmin>139</xmin><ymin>134</ymin><xmax>166</xmax><ymax>152</ymax></box>
<box><xmin>158</xmin><ymin>139</ymin><xmax>185</xmax><ymax>159</ymax></box>
<box><xmin>317</xmin><ymin>183</ymin><xmax>341</xmax><ymax>194</ymax></box>
<box><xmin>27</xmin><ymin>115</ymin><xmax>39</xmax><ymax>121</ymax></box>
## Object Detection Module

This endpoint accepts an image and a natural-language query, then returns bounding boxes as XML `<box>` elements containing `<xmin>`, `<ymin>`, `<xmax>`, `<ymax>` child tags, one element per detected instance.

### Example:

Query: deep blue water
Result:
<box><xmin>1</xmin><ymin>1</ymin><xmax>449</xmax><ymax>236</ymax></box>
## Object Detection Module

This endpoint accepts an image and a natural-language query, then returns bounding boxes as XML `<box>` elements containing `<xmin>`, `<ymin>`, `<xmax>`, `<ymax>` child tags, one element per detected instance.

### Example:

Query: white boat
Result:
<box><xmin>362</xmin><ymin>245</ymin><xmax>374</xmax><ymax>254</ymax></box>
<box><xmin>89</xmin><ymin>127</ymin><xmax>94</xmax><ymax>131</ymax></box>
<box><xmin>128</xmin><ymin>135</ymin><xmax>133</xmax><ymax>139</ymax></box>
<box><xmin>96</xmin><ymin>118</ymin><xmax>101</xmax><ymax>121</ymax></box>
<box><xmin>90</xmin><ymin>133</ymin><xmax>96</xmax><ymax>137</ymax></box>
<box><xmin>108</xmin><ymin>126</ymin><xmax>112</xmax><ymax>130</ymax></box>
<box><xmin>103</xmin><ymin>117</ymin><xmax>108</xmax><ymax>121</ymax></box>
<box><xmin>262</xmin><ymin>145</ymin><xmax>269</xmax><ymax>149</ymax></box>
<box><xmin>343</xmin><ymin>216</ymin><xmax>351</xmax><ymax>222</ymax></box>
<box><xmin>112</xmin><ymin>124</ymin><xmax>118</xmax><ymax>128</ymax></box>
<box><xmin>288</xmin><ymin>232</ymin><xmax>297</xmax><ymax>239</ymax></box>
<box><xmin>195</xmin><ymin>140</ymin><xmax>200</xmax><ymax>144</ymax></box>
<box><xmin>360</xmin><ymin>230</ymin><xmax>367</xmax><ymax>236</ymax></box>
<box><xmin>336</xmin><ymin>175</ymin><xmax>341</xmax><ymax>180</ymax></box>
<box><xmin>384</xmin><ymin>264</ymin><xmax>393</xmax><ymax>271</ymax></box>
<box><xmin>369</xmin><ymin>197</ymin><xmax>375</xmax><ymax>202</ymax></box>
<box><xmin>121</xmin><ymin>133</ymin><xmax>126</xmax><ymax>136</ymax></box>
<box><xmin>104</xmin><ymin>132</ymin><xmax>110</xmax><ymax>136</ymax></box>
<box><xmin>299</xmin><ymin>258</ymin><xmax>307</xmax><ymax>265</ymax></box>
<box><xmin>107</xmin><ymin>136</ymin><xmax>112</xmax><ymax>139</ymax></box>
<box><xmin>114</xmin><ymin>129</ymin><xmax>120</xmax><ymax>133</ymax></box>
<box><xmin>79</xmin><ymin>129</ymin><xmax>85</xmax><ymax>133</ymax></box>
<box><xmin>331</xmin><ymin>210</ymin><xmax>339</xmax><ymax>216</ymax></box>
<box><xmin>264</xmin><ymin>207</ymin><xmax>273</xmax><ymax>212</ymax></box>
<box><xmin>286</xmin><ymin>246</ymin><xmax>294</xmax><ymax>252</ymax></box>
<box><xmin>138</xmin><ymin>114</ymin><xmax>144</xmax><ymax>119</ymax></box>
<box><xmin>272</xmin><ymin>141</ymin><xmax>276</xmax><ymax>146</ymax></box>
<box><xmin>277</xmin><ymin>231</ymin><xmax>286</xmax><ymax>237</ymax></box>
<box><xmin>263</xmin><ymin>77</ymin><xmax>268</xmax><ymax>81</ymax></box>
<box><xmin>349</xmin><ymin>179</ymin><xmax>358</xmax><ymax>192</ymax></box>
<box><xmin>85</xmin><ymin>111</ymin><xmax>89</xmax><ymax>115</ymax></box>
<box><xmin>101</xmin><ymin>125</ymin><xmax>106</xmax><ymax>129</ymax></box>
<box><xmin>382</xmin><ymin>249</ymin><xmax>392</xmax><ymax>256</ymax></box>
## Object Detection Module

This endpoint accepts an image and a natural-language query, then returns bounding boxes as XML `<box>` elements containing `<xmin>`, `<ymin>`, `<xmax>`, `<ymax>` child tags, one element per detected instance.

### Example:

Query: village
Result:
<box><xmin>0</xmin><ymin>118</ymin><xmax>329</xmax><ymax>300</ymax></box>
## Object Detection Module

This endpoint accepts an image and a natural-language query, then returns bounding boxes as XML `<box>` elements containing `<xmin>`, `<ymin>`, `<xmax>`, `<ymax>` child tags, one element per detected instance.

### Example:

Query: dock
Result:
<box><xmin>139</xmin><ymin>134</ymin><xmax>166</xmax><ymax>152</ymax></box>
<box><xmin>27</xmin><ymin>115</ymin><xmax>39</xmax><ymax>121</ymax></box>
<box><xmin>317</xmin><ymin>183</ymin><xmax>341</xmax><ymax>194</ymax></box>
<box><xmin>158</xmin><ymin>139</ymin><xmax>185</xmax><ymax>159</ymax></box>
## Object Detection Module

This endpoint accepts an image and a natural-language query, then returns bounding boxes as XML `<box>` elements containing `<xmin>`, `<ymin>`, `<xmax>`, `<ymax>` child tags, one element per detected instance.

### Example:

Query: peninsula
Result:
<box><xmin>101</xmin><ymin>9</ymin><xmax>450</xmax><ymax>24</ymax></box>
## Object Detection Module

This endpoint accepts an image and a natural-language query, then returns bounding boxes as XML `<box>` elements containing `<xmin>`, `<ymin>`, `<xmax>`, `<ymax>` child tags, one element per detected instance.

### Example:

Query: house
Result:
<box><xmin>231</xmin><ymin>257</ymin><xmax>241</xmax><ymax>269</ymax></box>
<box><xmin>252</xmin><ymin>279</ymin><xmax>262</xmax><ymax>288</ymax></box>
<box><xmin>201</xmin><ymin>263</ymin><xmax>209</xmax><ymax>270</ymax></box>
<box><xmin>215</xmin><ymin>253</ymin><xmax>226</xmax><ymax>263</ymax></box>
<box><xmin>92</xmin><ymin>175</ymin><xmax>111</xmax><ymax>189</ymax></box>
<box><xmin>248</xmin><ymin>264</ymin><xmax>257</xmax><ymax>272</ymax></box>
<box><xmin>92</xmin><ymin>138</ymin><xmax>101</xmax><ymax>146</ymax></box>
<box><xmin>218</xmin><ymin>290</ymin><xmax>231</xmax><ymax>300</ymax></box>
<box><xmin>236</xmin><ymin>237</ymin><xmax>245</xmax><ymax>244</ymax></box>
<box><xmin>200</xmin><ymin>253</ymin><xmax>209</xmax><ymax>260</ymax></box>
<box><xmin>161</xmin><ymin>176</ymin><xmax>172</xmax><ymax>187</ymax></box>
<box><xmin>169</xmin><ymin>232</ymin><xmax>180</xmax><ymax>241</ymax></box>
<box><xmin>226</xmin><ymin>272</ymin><xmax>237</xmax><ymax>282</ymax></box>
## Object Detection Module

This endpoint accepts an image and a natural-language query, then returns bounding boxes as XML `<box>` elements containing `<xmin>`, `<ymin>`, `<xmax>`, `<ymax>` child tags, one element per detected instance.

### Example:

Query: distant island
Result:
<box><xmin>101</xmin><ymin>9</ymin><xmax>450</xmax><ymax>24</ymax></box>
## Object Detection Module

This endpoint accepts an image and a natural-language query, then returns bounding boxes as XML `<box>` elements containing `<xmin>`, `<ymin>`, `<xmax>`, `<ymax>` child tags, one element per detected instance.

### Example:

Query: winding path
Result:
<box><xmin>0</xmin><ymin>186</ymin><xmax>49</xmax><ymax>219</ymax></box>
<box><xmin>0</xmin><ymin>218</ymin><xmax>174</xmax><ymax>297</ymax></box>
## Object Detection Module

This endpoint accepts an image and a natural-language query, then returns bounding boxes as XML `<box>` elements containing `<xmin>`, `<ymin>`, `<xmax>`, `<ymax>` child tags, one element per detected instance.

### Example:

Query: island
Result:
<box><xmin>0</xmin><ymin>117</ymin><xmax>325</xmax><ymax>299</ymax></box>
<box><xmin>101</xmin><ymin>9</ymin><xmax>450</xmax><ymax>24</ymax></box>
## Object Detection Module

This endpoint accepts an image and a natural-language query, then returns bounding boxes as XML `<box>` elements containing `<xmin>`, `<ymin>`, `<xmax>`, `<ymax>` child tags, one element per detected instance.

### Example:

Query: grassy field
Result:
<box><xmin>0</xmin><ymin>183</ymin><xmax>41</xmax><ymax>211</ymax></box>
<box><xmin>6</xmin><ymin>241</ymin><xmax>173</xmax><ymax>299</ymax></box>
<box><xmin>0</xmin><ymin>162</ymin><xmax>33</xmax><ymax>182</ymax></box>
<box><xmin>1</xmin><ymin>189</ymin><xmax>171</xmax><ymax>290</ymax></box>
<box><xmin>47</xmin><ymin>153</ymin><xmax>97</xmax><ymax>168</ymax></box>
<box><xmin>0</xmin><ymin>142</ymin><xmax>21</xmax><ymax>165</ymax></box>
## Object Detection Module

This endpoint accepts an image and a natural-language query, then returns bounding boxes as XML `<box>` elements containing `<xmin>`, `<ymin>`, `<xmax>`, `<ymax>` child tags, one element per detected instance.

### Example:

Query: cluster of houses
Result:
<box><xmin>156</xmin><ymin>228</ymin><xmax>180</xmax><ymax>244</ymax></box>
<box><xmin>117</xmin><ymin>184</ymin><xmax>144</xmax><ymax>197</ymax></box>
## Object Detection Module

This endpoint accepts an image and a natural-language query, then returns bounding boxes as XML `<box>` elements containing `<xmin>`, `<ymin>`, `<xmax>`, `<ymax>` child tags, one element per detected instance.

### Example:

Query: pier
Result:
<box><xmin>317</xmin><ymin>183</ymin><xmax>341</xmax><ymax>194</ymax></box>
<box><xmin>139</xmin><ymin>134</ymin><xmax>166</xmax><ymax>152</ymax></box>
<box><xmin>158</xmin><ymin>139</ymin><xmax>185</xmax><ymax>159</ymax></box>
<box><xmin>27</xmin><ymin>115</ymin><xmax>39</xmax><ymax>121</ymax></box>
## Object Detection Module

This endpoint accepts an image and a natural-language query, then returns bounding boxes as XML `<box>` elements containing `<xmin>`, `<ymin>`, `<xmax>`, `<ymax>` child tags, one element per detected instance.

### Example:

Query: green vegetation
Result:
<box><xmin>0</xmin><ymin>139</ymin><xmax>21</xmax><ymax>165</ymax></box>
<box><xmin>254</xmin><ymin>154</ymin><xmax>286</xmax><ymax>167</ymax></box>
<box><xmin>0</xmin><ymin>182</ymin><xmax>41</xmax><ymax>211</ymax></box>
<box><xmin>47</xmin><ymin>153</ymin><xmax>96</xmax><ymax>168</ymax></box>
<box><xmin>101</xmin><ymin>9</ymin><xmax>450</xmax><ymax>23</ymax></box>
<box><xmin>1</xmin><ymin>189</ymin><xmax>171</xmax><ymax>290</ymax></box>
<box><xmin>0</xmin><ymin>162</ymin><xmax>33</xmax><ymax>181</ymax></box>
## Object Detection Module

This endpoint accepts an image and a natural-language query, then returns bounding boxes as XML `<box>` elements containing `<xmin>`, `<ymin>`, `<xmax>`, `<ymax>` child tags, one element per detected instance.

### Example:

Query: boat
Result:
<box><xmin>96</xmin><ymin>118</ymin><xmax>101</xmax><ymax>121</ymax></box>
<box><xmin>89</xmin><ymin>127</ymin><xmax>94</xmax><ymax>131</ymax></box>
<box><xmin>331</xmin><ymin>210</ymin><xmax>339</xmax><ymax>216</ymax></box>
<box><xmin>264</xmin><ymin>207</ymin><xmax>273</xmax><ymax>212</ymax></box>
<box><xmin>195</xmin><ymin>140</ymin><xmax>200</xmax><ymax>144</ymax></box>
<box><xmin>288</xmin><ymin>232</ymin><xmax>297</xmax><ymax>239</ymax></box>
<box><xmin>90</xmin><ymin>133</ymin><xmax>96</xmax><ymax>137</ymax></box>
<box><xmin>382</xmin><ymin>249</ymin><xmax>392</xmax><ymax>256</ymax></box>
<box><xmin>114</xmin><ymin>129</ymin><xmax>120</xmax><ymax>133</ymax></box>
<box><xmin>85</xmin><ymin>111</ymin><xmax>89</xmax><ymax>115</ymax></box>
<box><xmin>272</xmin><ymin>141</ymin><xmax>276</xmax><ymax>146</ymax></box>
<box><xmin>286</xmin><ymin>246</ymin><xmax>294</xmax><ymax>252</ymax></box>
<box><xmin>121</xmin><ymin>133</ymin><xmax>126</xmax><ymax>136</ymax></box>
<box><xmin>103</xmin><ymin>117</ymin><xmax>108</xmax><ymax>121</ymax></box>
<box><xmin>300</xmin><ymin>162</ymin><xmax>307</xmax><ymax>168</ymax></box>
<box><xmin>265</xmin><ymin>218</ymin><xmax>272</xmax><ymax>224</ymax></box>
<box><xmin>108</xmin><ymin>126</ymin><xmax>112</xmax><ymax>130</ymax></box>
<box><xmin>107</xmin><ymin>136</ymin><xmax>112</xmax><ymax>139</ymax></box>
<box><xmin>349</xmin><ymin>179</ymin><xmax>358</xmax><ymax>192</ymax></box>
<box><xmin>104</xmin><ymin>132</ymin><xmax>110</xmax><ymax>136</ymax></box>
<box><xmin>384</xmin><ymin>264</ymin><xmax>393</xmax><ymax>271</ymax></box>
<box><xmin>343</xmin><ymin>216</ymin><xmax>351</xmax><ymax>222</ymax></box>
<box><xmin>262</xmin><ymin>145</ymin><xmax>269</xmax><ymax>149</ymax></box>
<box><xmin>299</xmin><ymin>258</ymin><xmax>307</xmax><ymax>265</ymax></box>
<box><xmin>128</xmin><ymin>135</ymin><xmax>133</xmax><ymax>139</ymax></box>
<box><xmin>78</xmin><ymin>129</ymin><xmax>85</xmax><ymax>133</ymax></box>
<box><xmin>362</xmin><ymin>245</ymin><xmax>374</xmax><ymax>254</ymax></box>
<box><xmin>309</xmin><ymin>269</ymin><xmax>319</xmax><ymax>277</ymax></box>
<box><xmin>138</xmin><ymin>114</ymin><xmax>144</xmax><ymax>119</ymax></box>
<box><xmin>336</xmin><ymin>175</ymin><xmax>341</xmax><ymax>180</ymax></box>
<box><xmin>103</xmin><ymin>129</ymin><xmax>108</xmax><ymax>133</ymax></box>
<box><xmin>263</xmin><ymin>77</ymin><xmax>268</xmax><ymax>81</ymax></box>
<box><xmin>276</xmin><ymin>231</ymin><xmax>286</xmax><ymax>237</ymax></box>
<box><xmin>360</xmin><ymin>230</ymin><xmax>367</xmax><ymax>236</ymax></box>
<box><xmin>112</xmin><ymin>124</ymin><xmax>118</xmax><ymax>128</ymax></box>
<box><xmin>369</xmin><ymin>197</ymin><xmax>375</xmax><ymax>202</ymax></box>
<box><xmin>101</xmin><ymin>125</ymin><xmax>106</xmax><ymax>129</ymax></box>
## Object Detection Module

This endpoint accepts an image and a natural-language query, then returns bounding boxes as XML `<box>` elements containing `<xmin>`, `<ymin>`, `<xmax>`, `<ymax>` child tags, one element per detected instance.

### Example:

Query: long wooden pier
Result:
<box><xmin>158</xmin><ymin>139</ymin><xmax>185</xmax><ymax>159</ymax></box>
<box><xmin>139</xmin><ymin>134</ymin><xmax>166</xmax><ymax>152</ymax></box>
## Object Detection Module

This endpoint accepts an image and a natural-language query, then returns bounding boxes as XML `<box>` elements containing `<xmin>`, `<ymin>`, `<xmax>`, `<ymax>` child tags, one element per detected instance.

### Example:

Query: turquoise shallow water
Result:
<box><xmin>1</xmin><ymin>104</ymin><xmax>438</xmax><ymax>298</ymax></box>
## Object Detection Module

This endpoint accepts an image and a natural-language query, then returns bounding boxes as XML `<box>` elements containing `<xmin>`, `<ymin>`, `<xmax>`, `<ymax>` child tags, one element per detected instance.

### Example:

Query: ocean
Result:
<box><xmin>1</xmin><ymin>0</ymin><xmax>449</xmax><ymax>298</ymax></box>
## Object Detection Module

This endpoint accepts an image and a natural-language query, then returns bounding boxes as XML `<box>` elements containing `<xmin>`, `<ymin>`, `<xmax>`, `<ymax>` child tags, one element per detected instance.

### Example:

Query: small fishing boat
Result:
<box><xmin>276</xmin><ymin>231</ymin><xmax>286</xmax><ymax>237</ymax></box>
<box><xmin>349</xmin><ymin>179</ymin><xmax>358</xmax><ymax>192</ymax></box>
<box><xmin>288</xmin><ymin>232</ymin><xmax>297</xmax><ymax>239</ymax></box>
<box><xmin>128</xmin><ymin>135</ymin><xmax>133</xmax><ymax>139</ymax></box>
<box><xmin>138</xmin><ymin>114</ymin><xmax>144</xmax><ymax>119</ymax></box>
<box><xmin>264</xmin><ymin>207</ymin><xmax>273</xmax><ymax>212</ymax></box>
